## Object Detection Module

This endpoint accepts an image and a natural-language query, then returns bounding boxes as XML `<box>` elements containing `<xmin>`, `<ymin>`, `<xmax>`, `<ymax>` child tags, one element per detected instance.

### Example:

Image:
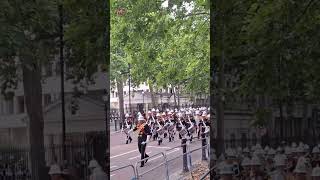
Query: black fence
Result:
<box><xmin>0</xmin><ymin>132</ymin><xmax>107</xmax><ymax>180</ymax></box>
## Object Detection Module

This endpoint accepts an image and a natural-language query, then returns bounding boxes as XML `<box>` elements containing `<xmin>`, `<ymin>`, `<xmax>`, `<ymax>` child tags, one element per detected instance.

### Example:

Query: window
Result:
<box><xmin>17</xmin><ymin>96</ymin><xmax>25</xmax><ymax>113</ymax></box>
<box><xmin>45</xmin><ymin>62</ymin><xmax>53</xmax><ymax>77</ymax></box>
<box><xmin>44</xmin><ymin>94</ymin><xmax>52</xmax><ymax>106</ymax></box>
<box><xmin>7</xmin><ymin>97</ymin><xmax>14</xmax><ymax>114</ymax></box>
<box><xmin>56</xmin><ymin>62</ymin><xmax>61</xmax><ymax>75</ymax></box>
<box><xmin>230</xmin><ymin>133</ymin><xmax>236</xmax><ymax>148</ymax></box>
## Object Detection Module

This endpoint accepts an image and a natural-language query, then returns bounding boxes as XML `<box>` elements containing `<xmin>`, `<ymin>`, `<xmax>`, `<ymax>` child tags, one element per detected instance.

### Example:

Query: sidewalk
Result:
<box><xmin>169</xmin><ymin>161</ymin><xmax>209</xmax><ymax>180</ymax></box>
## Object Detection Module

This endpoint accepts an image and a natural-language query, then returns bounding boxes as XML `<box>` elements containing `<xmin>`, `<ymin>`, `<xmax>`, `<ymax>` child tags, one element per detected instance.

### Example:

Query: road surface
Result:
<box><xmin>110</xmin><ymin>131</ymin><xmax>209</xmax><ymax>180</ymax></box>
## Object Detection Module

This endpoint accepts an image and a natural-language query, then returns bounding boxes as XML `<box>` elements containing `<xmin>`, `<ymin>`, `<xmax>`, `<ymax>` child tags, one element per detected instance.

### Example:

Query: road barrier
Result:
<box><xmin>134</xmin><ymin>152</ymin><xmax>169</xmax><ymax>180</ymax></box>
<box><xmin>110</xmin><ymin>164</ymin><xmax>137</xmax><ymax>180</ymax></box>
<box><xmin>111</xmin><ymin>136</ymin><xmax>210</xmax><ymax>180</ymax></box>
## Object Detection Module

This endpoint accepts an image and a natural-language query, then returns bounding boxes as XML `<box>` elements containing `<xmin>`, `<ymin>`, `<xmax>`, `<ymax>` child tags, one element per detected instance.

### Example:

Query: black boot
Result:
<box><xmin>140</xmin><ymin>162</ymin><xmax>144</xmax><ymax>167</ymax></box>
<box><xmin>126</xmin><ymin>140</ymin><xmax>128</xmax><ymax>144</ymax></box>
<box><xmin>145</xmin><ymin>154</ymin><xmax>149</xmax><ymax>163</ymax></box>
<box><xmin>169</xmin><ymin>137</ymin><xmax>171</xmax><ymax>142</ymax></box>
<box><xmin>129</xmin><ymin>136</ymin><xmax>132</xmax><ymax>143</ymax></box>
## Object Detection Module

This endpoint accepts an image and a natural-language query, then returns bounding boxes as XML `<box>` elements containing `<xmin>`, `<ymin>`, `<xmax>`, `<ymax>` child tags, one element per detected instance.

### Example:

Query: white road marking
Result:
<box><xmin>111</xmin><ymin>166</ymin><xmax>118</xmax><ymax>169</ymax></box>
<box><xmin>148</xmin><ymin>146</ymin><xmax>172</xmax><ymax>149</ymax></box>
<box><xmin>167</xmin><ymin>148</ymin><xmax>180</xmax><ymax>155</ymax></box>
<box><xmin>111</xmin><ymin>174</ymin><xmax>115</xmax><ymax>177</ymax></box>
<box><xmin>129</xmin><ymin>151</ymin><xmax>152</xmax><ymax>160</ymax></box>
<box><xmin>148</xmin><ymin>149</ymin><xmax>178</xmax><ymax>162</ymax></box>
<box><xmin>110</xmin><ymin>149</ymin><xmax>138</xmax><ymax>159</ymax></box>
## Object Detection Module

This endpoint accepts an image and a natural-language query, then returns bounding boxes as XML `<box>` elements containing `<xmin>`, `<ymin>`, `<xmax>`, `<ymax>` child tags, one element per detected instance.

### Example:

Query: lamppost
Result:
<box><xmin>142</xmin><ymin>91</ymin><xmax>145</xmax><ymax>113</ymax></box>
<box><xmin>128</xmin><ymin>64</ymin><xmax>132</xmax><ymax>115</ymax></box>
<box><xmin>59</xmin><ymin>4</ymin><xmax>66</xmax><ymax>164</ymax></box>
<box><xmin>103</xmin><ymin>92</ymin><xmax>108</xmax><ymax>133</ymax></box>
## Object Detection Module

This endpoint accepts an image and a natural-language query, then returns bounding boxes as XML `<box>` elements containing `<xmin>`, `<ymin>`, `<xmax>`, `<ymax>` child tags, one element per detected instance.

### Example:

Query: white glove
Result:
<box><xmin>142</xmin><ymin>135</ymin><xmax>151</xmax><ymax>145</ymax></box>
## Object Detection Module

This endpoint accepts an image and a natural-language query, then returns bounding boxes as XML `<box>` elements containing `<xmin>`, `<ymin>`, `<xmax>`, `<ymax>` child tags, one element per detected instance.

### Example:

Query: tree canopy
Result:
<box><xmin>111</xmin><ymin>0</ymin><xmax>210</xmax><ymax>95</ymax></box>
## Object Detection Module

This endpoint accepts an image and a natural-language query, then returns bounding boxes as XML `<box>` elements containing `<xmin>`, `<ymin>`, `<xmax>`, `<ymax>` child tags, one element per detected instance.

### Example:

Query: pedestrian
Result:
<box><xmin>312</xmin><ymin>166</ymin><xmax>320</xmax><ymax>180</ymax></box>
<box><xmin>249</xmin><ymin>155</ymin><xmax>264</xmax><ymax>180</ymax></box>
<box><xmin>88</xmin><ymin>159</ymin><xmax>107</xmax><ymax>180</ymax></box>
<box><xmin>124</xmin><ymin>113</ymin><xmax>133</xmax><ymax>144</ymax></box>
<box><xmin>240</xmin><ymin>157</ymin><xmax>251</xmax><ymax>179</ymax></box>
<box><xmin>218</xmin><ymin>161</ymin><xmax>234</xmax><ymax>180</ymax></box>
<box><xmin>133</xmin><ymin>114</ymin><xmax>152</xmax><ymax>167</ymax></box>
<box><xmin>269</xmin><ymin>155</ymin><xmax>286</xmax><ymax>180</ymax></box>
<box><xmin>293</xmin><ymin>156</ymin><xmax>307</xmax><ymax>180</ymax></box>
<box><xmin>48</xmin><ymin>164</ymin><xmax>63</xmax><ymax>180</ymax></box>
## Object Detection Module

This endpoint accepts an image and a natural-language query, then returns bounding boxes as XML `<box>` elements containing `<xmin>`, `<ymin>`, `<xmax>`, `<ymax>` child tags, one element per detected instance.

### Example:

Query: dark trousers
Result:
<box><xmin>138</xmin><ymin>140</ymin><xmax>148</xmax><ymax>166</ymax></box>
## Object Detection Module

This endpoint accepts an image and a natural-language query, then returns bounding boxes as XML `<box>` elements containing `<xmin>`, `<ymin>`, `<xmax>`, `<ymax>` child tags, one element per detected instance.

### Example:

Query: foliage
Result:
<box><xmin>111</xmin><ymin>0</ymin><xmax>210</xmax><ymax>94</ymax></box>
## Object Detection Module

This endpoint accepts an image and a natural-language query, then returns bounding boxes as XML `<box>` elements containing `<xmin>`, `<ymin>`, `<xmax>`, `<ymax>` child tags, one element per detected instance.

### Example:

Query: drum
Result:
<box><xmin>163</xmin><ymin>123</ymin><xmax>170</xmax><ymax>130</ymax></box>
<box><xmin>157</xmin><ymin>127</ymin><xmax>165</xmax><ymax>135</ymax></box>
<box><xmin>168</xmin><ymin>124</ymin><xmax>175</xmax><ymax>132</ymax></box>
<box><xmin>179</xmin><ymin>128</ymin><xmax>188</xmax><ymax>137</ymax></box>
<box><xmin>123</xmin><ymin>128</ymin><xmax>130</xmax><ymax>135</ymax></box>
<box><xmin>188</xmin><ymin>126</ymin><xmax>196</xmax><ymax>134</ymax></box>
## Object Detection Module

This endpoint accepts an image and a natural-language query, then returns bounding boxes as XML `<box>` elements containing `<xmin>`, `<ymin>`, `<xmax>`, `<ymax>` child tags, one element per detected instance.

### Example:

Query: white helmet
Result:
<box><xmin>48</xmin><ymin>164</ymin><xmax>62</xmax><ymax>175</ymax></box>
<box><xmin>250</xmin><ymin>156</ymin><xmax>261</xmax><ymax>166</ymax></box>
<box><xmin>312</xmin><ymin>146</ymin><xmax>320</xmax><ymax>154</ymax></box>
<box><xmin>241</xmin><ymin>157</ymin><xmax>251</xmax><ymax>167</ymax></box>
<box><xmin>88</xmin><ymin>159</ymin><xmax>100</xmax><ymax>169</ymax></box>
<box><xmin>312</xmin><ymin>166</ymin><xmax>320</xmax><ymax>177</ymax></box>
<box><xmin>294</xmin><ymin>157</ymin><xmax>307</xmax><ymax>174</ymax></box>
<box><xmin>218</xmin><ymin>162</ymin><xmax>234</xmax><ymax>175</ymax></box>
<box><xmin>138</xmin><ymin>115</ymin><xmax>145</xmax><ymax>121</ymax></box>
<box><xmin>201</xmin><ymin>111</ymin><xmax>207</xmax><ymax>117</ymax></box>
<box><xmin>267</xmin><ymin>148</ymin><xmax>276</xmax><ymax>155</ymax></box>
<box><xmin>225</xmin><ymin>148</ymin><xmax>236</xmax><ymax>158</ymax></box>
<box><xmin>274</xmin><ymin>156</ymin><xmax>286</xmax><ymax>167</ymax></box>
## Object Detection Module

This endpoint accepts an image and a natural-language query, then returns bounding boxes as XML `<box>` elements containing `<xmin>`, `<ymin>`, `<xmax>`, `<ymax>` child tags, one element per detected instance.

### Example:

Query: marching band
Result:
<box><xmin>122</xmin><ymin>107</ymin><xmax>210</xmax><ymax>146</ymax></box>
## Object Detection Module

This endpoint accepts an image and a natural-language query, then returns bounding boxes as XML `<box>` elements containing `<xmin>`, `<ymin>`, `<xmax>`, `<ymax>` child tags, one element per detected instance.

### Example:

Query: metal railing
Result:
<box><xmin>110</xmin><ymin>164</ymin><xmax>137</xmax><ymax>180</ymax></box>
<box><xmin>111</xmin><ymin>136</ymin><xmax>210</xmax><ymax>180</ymax></box>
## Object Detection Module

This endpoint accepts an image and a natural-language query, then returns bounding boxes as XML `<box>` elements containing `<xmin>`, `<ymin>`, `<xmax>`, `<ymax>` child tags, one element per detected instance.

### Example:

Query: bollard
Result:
<box><xmin>182</xmin><ymin>138</ymin><xmax>189</xmax><ymax>172</ymax></box>
<box><xmin>186</xmin><ymin>140</ymin><xmax>192</xmax><ymax>170</ymax></box>
<box><xmin>202</xmin><ymin>134</ymin><xmax>208</xmax><ymax>161</ymax></box>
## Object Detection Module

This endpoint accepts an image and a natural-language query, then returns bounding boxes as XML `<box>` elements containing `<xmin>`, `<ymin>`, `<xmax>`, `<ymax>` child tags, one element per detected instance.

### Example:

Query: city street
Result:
<box><xmin>110</xmin><ymin>131</ymin><xmax>209</xmax><ymax>180</ymax></box>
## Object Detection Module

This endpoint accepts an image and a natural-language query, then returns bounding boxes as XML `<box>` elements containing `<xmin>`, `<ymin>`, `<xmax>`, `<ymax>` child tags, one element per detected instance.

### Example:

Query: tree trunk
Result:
<box><xmin>177</xmin><ymin>85</ymin><xmax>180</xmax><ymax>109</ymax></box>
<box><xmin>117</xmin><ymin>77</ymin><xmax>125</xmax><ymax>127</ymax></box>
<box><xmin>22</xmin><ymin>60</ymin><xmax>46</xmax><ymax>180</ymax></box>
<box><xmin>149</xmin><ymin>83</ymin><xmax>156</xmax><ymax>108</ymax></box>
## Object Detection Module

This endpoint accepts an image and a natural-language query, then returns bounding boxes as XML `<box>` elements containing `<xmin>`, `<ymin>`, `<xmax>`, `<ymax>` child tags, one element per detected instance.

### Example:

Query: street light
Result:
<box><xmin>102</xmin><ymin>93</ymin><xmax>108</xmax><ymax>132</ymax></box>
<box><xmin>142</xmin><ymin>91</ymin><xmax>145</xmax><ymax>113</ymax></box>
<box><xmin>128</xmin><ymin>64</ymin><xmax>132</xmax><ymax>115</ymax></box>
